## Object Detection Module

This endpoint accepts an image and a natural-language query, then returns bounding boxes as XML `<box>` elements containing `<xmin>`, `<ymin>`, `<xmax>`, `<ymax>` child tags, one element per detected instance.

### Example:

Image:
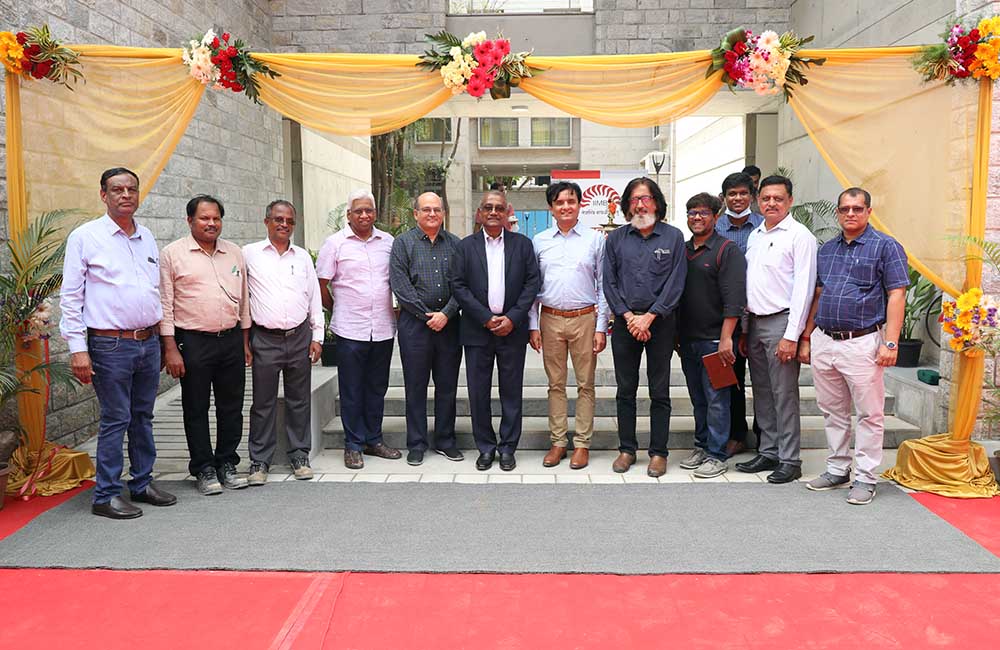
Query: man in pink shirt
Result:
<box><xmin>316</xmin><ymin>189</ymin><xmax>401</xmax><ymax>470</ymax></box>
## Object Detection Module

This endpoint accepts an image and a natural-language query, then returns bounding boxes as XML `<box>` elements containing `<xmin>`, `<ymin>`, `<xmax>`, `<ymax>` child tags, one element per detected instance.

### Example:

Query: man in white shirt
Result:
<box><xmin>243</xmin><ymin>200</ymin><xmax>324</xmax><ymax>485</ymax></box>
<box><xmin>529</xmin><ymin>181</ymin><xmax>609</xmax><ymax>470</ymax></box>
<box><xmin>736</xmin><ymin>175</ymin><xmax>817</xmax><ymax>483</ymax></box>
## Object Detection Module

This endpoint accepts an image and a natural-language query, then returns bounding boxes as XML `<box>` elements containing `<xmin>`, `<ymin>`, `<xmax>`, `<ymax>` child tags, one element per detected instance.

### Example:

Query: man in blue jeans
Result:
<box><xmin>677</xmin><ymin>192</ymin><xmax>747</xmax><ymax>478</ymax></box>
<box><xmin>60</xmin><ymin>167</ymin><xmax>176</xmax><ymax>519</ymax></box>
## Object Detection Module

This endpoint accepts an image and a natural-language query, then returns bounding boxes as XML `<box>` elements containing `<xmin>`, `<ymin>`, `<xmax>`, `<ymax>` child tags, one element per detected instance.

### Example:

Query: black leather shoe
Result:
<box><xmin>766</xmin><ymin>463</ymin><xmax>803</xmax><ymax>484</ymax></box>
<box><xmin>499</xmin><ymin>453</ymin><xmax>516</xmax><ymax>471</ymax></box>
<box><xmin>130</xmin><ymin>482</ymin><xmax>177</xmax><ymax>507</ymax></box>
<box><xmin>735</xmin><ymin>454</ymin><xmax>780</xmax><ymax>473</ymax></box>
<box><xmin>476</xmin><ymin>451</ymin><xmax>496</xmax><ymax>471</ymax></box>
<box><xmin>92</xmin><ymin>496</ymin><xmax>142</xmax><ymax>519</ymax></box>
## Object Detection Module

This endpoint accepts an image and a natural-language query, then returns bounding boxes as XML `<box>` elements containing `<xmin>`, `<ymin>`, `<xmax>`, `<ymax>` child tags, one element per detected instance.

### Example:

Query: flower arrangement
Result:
<box><xmin>418</xmin><ymin>30</ymin><xmax>536</xmax><ymax>99</ymax></box>
<box><xmin>707</xmin><ymin>28</ymin><xmax>824</xmax><ymax>100</ymax></box>
<box><xmin>940</xmin><ymin>288</ymin><xmax>1000</xmax><ymax>353</ymax></box>
<box><xmin>0</xmin><ymin>25</ymin><xmax>83</xmax><ymax>88</ymax></box>
<box><xmin>182</xmin><ymin>29</ymin><xmax>278</xmax><ymax>104</ymax></box>
<box><xmin>914</xmin><ymin>17</ymin><xmax>1000</xmax><ymax>84</ymax></box>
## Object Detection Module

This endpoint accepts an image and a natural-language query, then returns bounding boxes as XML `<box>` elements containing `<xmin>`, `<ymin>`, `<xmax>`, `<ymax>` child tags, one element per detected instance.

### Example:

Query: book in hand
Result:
<box><xmin>702</xmin><ymin>351</ymin><xmax>738</xmax><ymax>390</ymax></box>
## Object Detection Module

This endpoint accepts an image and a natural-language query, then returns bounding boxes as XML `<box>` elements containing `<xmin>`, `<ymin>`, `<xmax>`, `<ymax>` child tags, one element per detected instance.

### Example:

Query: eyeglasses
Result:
<box><xmin>836</xmin><ymin>205</ymin><xmax>868</xmax><ymax>215</ymax></box>
<box><xmin>480</xmin><ymin>203</ymin><xmax>507</xmax><ymax>213</ymax></box>
<box><xmin>628</xmin><ymin>195</ymin><xmax>655</xmax><ymax>205</ymax></box>
<box><xmin>686</xmin><ymin>210</ymin><xmax>715</xmax><ymax>218</ymax></box>
<box><xmin>350</xmin><ymin>208</ymin><xmax>376</xmax><ymax>216</ymax></box>
<box><xmin>418</xmin><ymin>207</ymin><xmax>444</xmax><ymax>214</ymax></box>
<box><xmin>268</xmin><ymin>217</ymin><xmax>296</xmax><ymax>225</ymax></box>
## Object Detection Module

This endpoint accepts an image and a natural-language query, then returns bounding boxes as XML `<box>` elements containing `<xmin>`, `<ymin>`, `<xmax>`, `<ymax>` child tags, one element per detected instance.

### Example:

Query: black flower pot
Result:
<box><xmin>321</xmin><ymin>340</ymin><xmax>338</xmax><ymax>367</ymax></box>
<box><xmin>896</xmin><ymin>338</ymin><xmax>923</xmax><ymax>368</ymax></box>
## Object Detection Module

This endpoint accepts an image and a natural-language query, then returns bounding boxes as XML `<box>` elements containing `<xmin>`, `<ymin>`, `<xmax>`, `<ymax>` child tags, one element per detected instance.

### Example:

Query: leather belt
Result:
<box><xmin>749</xmin><ymin>308</ymin><xmax>789</xmax><ymax>318</ymax></box>
<box><xmin>820</xmin><ymin>324</ymin><xmax>880</xmax><ymax>341</ymax></box>
<box><xmin>254</xmin><ymin>321</ymin><xmax>306</xmax><ymax>337</ymax></box>
<box><xmin>541</xmin><ymin>305</ymin><xmax>597</xmax><ymax>318</ymax></box>
<box><xmin>178</xmin><ymin>326</ymin><xmax>239</xmax><ymax>338</ymax></box>
<box><xmin>88</xmin><ymin>326</ymin><xmax>157</xmax><ymax>341</ymax></box>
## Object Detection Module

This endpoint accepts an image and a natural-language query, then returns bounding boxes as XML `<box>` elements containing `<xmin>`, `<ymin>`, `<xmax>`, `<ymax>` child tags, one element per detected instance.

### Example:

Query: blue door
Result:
<box><xmin>516</xmin><ymin>210</ymin><xmax>551</xmax><ymax>240</ymax></box>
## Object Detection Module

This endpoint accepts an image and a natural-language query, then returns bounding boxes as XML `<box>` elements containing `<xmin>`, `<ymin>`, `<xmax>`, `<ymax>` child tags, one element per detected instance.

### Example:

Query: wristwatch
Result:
<box><xmin>884</xmin><ymin>341</ymin><xmax>897</xmax><ymax>350</ymax></box>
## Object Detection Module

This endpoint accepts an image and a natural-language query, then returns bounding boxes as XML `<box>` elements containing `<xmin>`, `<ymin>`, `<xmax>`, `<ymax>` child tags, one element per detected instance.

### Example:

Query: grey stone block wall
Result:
<box><xmin>271</xmin><ymin>0</ymin><xmax>447</xmax><ymax>53</ymax></box>
<box><xmin>594</xmin><ymin>0</ymin><xmax>791</xmax><ymax>55</ymax></box>
<box><xmin>0</xmin><ymin>1</ymin><xmax>285</xmax><ymax>446</ymax></box>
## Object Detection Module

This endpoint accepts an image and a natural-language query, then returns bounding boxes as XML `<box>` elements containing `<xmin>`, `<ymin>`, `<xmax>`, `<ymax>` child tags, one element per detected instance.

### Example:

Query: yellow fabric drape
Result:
<box><xmin>19</xmin><ymin>45</ymin><xmax>204</xmax><ymax>218</ymax></box>
<box><xmin>519</xmin><ymin>51</ymin><xmax>723</xmax><ymax>128</ymax></box>
<box><xmin>789</xmin><ymin>47</ymin><xmax>978</xmax><ymax>297</ymax></box>
<box><xmin>253</xmin><ymin>53</ymin><xmax>453</xmax><ymax>136</ymax></box>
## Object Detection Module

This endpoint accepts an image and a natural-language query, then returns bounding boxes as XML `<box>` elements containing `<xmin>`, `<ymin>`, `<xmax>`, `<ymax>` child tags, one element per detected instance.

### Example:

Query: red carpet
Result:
<box><xmin>2</xmin><ymin>569</ymin><xmax>998</xmax><ymax>648</ymax></box>
<box><xmin>0</xmin><ymin>481</ymin><xmax>93</xmax><ymax>541</ymax></box>
<box><xmin>911</xmin><ymin>492</ymin><xmax>1000</xmax><ymax>557</ymax></box>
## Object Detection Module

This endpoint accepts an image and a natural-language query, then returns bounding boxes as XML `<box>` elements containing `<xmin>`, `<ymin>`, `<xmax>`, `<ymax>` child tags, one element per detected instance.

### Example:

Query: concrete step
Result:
<box><xmin>323</xmin><ymin>385</ymin><xmax>894</xmax><ymax>419</ymax></box>
<box><xmin>321</xmin><ymin>414</ymin><xmax>921</xmax><ymax>451</ymax></box>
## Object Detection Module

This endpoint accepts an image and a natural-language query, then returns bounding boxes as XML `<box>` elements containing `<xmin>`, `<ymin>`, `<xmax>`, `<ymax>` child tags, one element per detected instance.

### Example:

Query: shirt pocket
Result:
<box><xmin>847</xmin><ymin>257</ymin><xmax>877</xmax><ymax>288</ymax></box>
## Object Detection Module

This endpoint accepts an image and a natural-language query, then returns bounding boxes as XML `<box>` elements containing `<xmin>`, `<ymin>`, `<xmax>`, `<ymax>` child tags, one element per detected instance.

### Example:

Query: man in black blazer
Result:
<box><xmin>451</xmin><ymin>190</ymin><xmax>540</xmax><ymax>471</ymax></box>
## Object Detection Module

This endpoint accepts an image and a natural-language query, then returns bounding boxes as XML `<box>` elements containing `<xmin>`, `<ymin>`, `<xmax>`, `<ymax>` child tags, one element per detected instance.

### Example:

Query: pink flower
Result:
<box><xmin>466</xmin><ymin>75</ymin><xmax>487</xmax><ymax>97</ymax></box>
<box><xmin>496</xmin><ymin>39</ymin><xmax>510</xmax><ymax>56</ymax></box>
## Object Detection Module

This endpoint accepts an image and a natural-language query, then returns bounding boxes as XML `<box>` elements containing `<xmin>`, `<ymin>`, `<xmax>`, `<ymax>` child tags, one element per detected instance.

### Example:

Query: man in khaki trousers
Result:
<box><xmin>529</xmin><ymin>181</ymin><xmax>609</xmax><ymax>469</ymax></box>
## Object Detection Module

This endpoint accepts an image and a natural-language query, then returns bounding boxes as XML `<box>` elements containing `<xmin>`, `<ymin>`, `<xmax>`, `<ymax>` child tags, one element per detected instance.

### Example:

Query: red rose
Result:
<box><xmin>15</xmin><ymin>32</ymin><xmax>27</xmax><ymax>45</ymax></box>
<box><xmin>34</xmin><ymin>60</ymin><xmax>52</xmax><ymax>78</ymax></box>
<box><xmin>212</xmin><ymin>37</ymin><xmax>220</xmax><ymax>48</ymax></box>
<box><xmin>24</xmin><ymin>43</ymin><xmax>40</xmax><ymax>58</ymax></box>
<box><xmin>222</xmin><ymin>32</ymin><xmax>230</xmax><ymax>41</ymax></box>
<box><xmin>970</xmin><ymin>29</ymin><xmax>980</xmax><ymax>40</ymax></box>
<box><xmin>724</xmin><ymin>50</ymin><xmax>737</xmax><ymax>63</ymax></box>
<box><xmin>232</xmin><ymin>83</ymin><xmax>243</xmax><ymax>92</ymax></box>
<box><xmin>226</xmin><ymin>46</ymin><xmax>237</xmax><ymax>57</ymax></box>
<box><xmin>734</xmin><ymin>40</ymin><xmax>747</xmax><ymax>55</ymax></box>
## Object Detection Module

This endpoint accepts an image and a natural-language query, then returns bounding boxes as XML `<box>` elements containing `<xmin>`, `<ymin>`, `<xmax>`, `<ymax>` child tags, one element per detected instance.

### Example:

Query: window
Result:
<box><xmin>414</xmin><ymin>118</ymin><xmax>452</xmax><ymax>143</ymax></box>
<box><xmin>530</xmin><ymin>118</ymin><xmax>571</xmax><ymax>147</ymax></box>
<box><xmin>479</xmin><ymin>118</ymin><xmax>519</xmax><ymax>148</ymax></box>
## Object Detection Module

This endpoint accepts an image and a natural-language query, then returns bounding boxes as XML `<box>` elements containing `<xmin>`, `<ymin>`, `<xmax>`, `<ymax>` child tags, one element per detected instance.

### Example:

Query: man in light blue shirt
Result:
<box><xmin>528</xmin><ymin>181</ymin><xmax>609</xmax><ymax>470</ymax></box>
<box><xmin>60</xmin><ymin>167</ymin><xmax>176</xmax><ymax>519</ymax></box>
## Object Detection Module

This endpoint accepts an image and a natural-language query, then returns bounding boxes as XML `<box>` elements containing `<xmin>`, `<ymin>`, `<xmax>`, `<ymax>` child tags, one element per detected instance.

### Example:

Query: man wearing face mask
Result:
<box><xmin>716</xmin><ymin>172</ymin><xmax>764</xmax><ymax>457</ymax></box>
<box><xmin>603</xmin><ymin>177</ymin><xmax>687</xmax><ymax>478</ymax></box>
<box><xmin>317</xmin><ymin>189</ymin><xmax>401</xmax><ymax>470</ymax></box>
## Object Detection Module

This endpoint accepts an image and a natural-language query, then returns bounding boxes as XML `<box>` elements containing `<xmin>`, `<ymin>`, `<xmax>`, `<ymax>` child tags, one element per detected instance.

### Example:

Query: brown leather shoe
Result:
<box><xmin>363</xmin><ymin>443</ymin><xmax>402</xmax><ymax>460</ymax></box>
<box><xmin>570</xmin><ymin>447</ymin><xmax>589</xmax><ymax>470</ymax></box>
<box><xmin>612</xmin><ymin>452</ymin><xmax>636</xmax><ymax>473</ymax></box>
<box><xmin>543</xmin><ymin>445</ymin><xmax>567</xmax><ymax>467</ymax></box>
<box><xmin>344</xmin><ymin>449</ymin><xmax>364</xmax><ymax>470</ymax></box>
<box><xmin>647</xmin><ymin>455</ymin><xmax>667</xmax><ymax>478</ymax></box>
<box><xmin>725</xmin><ymin>440</ymin><xmax>747</xmax><ymax>458</ymax></box>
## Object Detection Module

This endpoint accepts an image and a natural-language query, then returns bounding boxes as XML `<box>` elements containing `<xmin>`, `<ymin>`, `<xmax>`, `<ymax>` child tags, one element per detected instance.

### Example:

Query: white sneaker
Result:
<box><xmin>693</xmin><ymin>457</ymin><xmax>728</xmax><ymax>479</ymax></box>
<box><xmin>679</xmin><ymin>448</ymin><xmax>708</xmax><ymax>470</ymax></box>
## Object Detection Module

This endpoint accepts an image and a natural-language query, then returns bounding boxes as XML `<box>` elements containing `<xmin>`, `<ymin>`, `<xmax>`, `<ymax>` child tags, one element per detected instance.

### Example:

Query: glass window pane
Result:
<box><xmin>530</xmin><ymin>118</ymin><xmax>570</xmax><ymax>147</ymax></box>
<box><xmin>480</xmin><ymin>118</ymin><xmax>519</xmax><ymax>147</ymax></box>
<box><xmin>414</xmin><ymin>118</ymin><xmax>452</xmax><ymax>143</ymax></box>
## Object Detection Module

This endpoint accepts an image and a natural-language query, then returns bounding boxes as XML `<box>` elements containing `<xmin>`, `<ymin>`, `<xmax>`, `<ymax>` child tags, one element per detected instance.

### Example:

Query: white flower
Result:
<box><xmin>449</xmin><ymin>46</ymin><xmax>463</xmax><ymax>59</ymax></box>
<box><xmin>201</xmin><ymin>29</ymin><xmax>217</xmax><ymax>47</ymax></box>
<box><xmin>461</xmin><ymin>30</ymin><xmax>487</xmax><ymax>47</ymax></box>
<box><xmin>757</xmin><ymin>30</ymin><xmax>780</xmax><ymax>50</ymax></box>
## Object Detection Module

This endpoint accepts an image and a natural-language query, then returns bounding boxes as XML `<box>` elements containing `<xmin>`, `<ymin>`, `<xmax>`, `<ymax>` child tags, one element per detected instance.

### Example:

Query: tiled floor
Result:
<box><xmin>149</xmin><ymin>448</ymin><xmax>903</xmax><ymax>486</ymax></box>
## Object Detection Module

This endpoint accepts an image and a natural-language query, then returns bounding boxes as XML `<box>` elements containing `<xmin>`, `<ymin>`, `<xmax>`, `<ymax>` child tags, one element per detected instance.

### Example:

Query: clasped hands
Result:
<box><xmin>484</xmin><ymin>315</ymin><xmax>514</xmax><ymax>337</ymax></box>
<box><xmin>624</xmin><ymin>311</ymin><xmax>655</xmax><ymax>342</ymax></box>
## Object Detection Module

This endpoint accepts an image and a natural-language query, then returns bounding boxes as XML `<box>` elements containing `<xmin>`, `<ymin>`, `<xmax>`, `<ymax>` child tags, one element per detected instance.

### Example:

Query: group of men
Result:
<box><xmin>61</xmin><ymin>163</ymin><xmax>906</xmax><ymax>520</ymax></box>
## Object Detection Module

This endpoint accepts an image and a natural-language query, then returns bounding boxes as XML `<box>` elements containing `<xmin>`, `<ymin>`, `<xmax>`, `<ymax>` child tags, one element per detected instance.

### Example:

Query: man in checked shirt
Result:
<box><xmin>798</xmin><ymin>187</ymin><xmax>908</xmax><ymax>505</ymax></box>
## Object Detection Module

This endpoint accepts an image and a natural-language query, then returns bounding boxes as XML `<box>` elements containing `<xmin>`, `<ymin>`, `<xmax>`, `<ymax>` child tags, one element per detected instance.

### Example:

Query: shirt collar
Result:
<box><xmin>186</xmin><ymin>234</ymin><xmax>227</xmax><ymax>253</ymax></box>
<box><xmin>101</xmin><ymin>214</ymin><xmax>142</xmax><ymax>239</ymax></box>
<box><xmin>626</xmin><ymin>221</ymin><xmax>663</xmax><ymax>238</ymax></box>
<box><xmin>837</xmin><ymin>223</ymin><xmax>874</xmax><ymax>245</ymax></box>
<box><xmin>722</xmin><ymin>211</ymin><xmax>762</xmax><ymax>229</ymax></box>
<box><xmin>345</xmin><ymin>225</ymin><xmax>385</xmax><ymax>241</ymax></box>
<box><xmin>553</xmin><ymin>222</ymin><xmax>584</xmax><ymax>238</ymax></box>
<box><xmin>263</xmin><ymin>239</ymin><xmax>297</xmax><ymax>255</ymax></box>
<box><xmin>687</xmin><ymin>231</ymin><xmax>720</xmax><ymax>251</ymax></box>
<box><xmin>484</xmin><ymin>228</ymin><xmax>504</xmax><ymax>244</ymax></box>
<box><xmin>756</xmin><ymin>214</ymin><xmax>793</xmax><ymax>233</ymax></box>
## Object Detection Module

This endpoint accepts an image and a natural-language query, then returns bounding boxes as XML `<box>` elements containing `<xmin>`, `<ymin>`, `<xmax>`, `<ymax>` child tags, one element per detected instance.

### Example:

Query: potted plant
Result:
<box><xmin>899</xmin><ymin>266</ymin><xmax>941</xmax><ymax>367</ymax></box>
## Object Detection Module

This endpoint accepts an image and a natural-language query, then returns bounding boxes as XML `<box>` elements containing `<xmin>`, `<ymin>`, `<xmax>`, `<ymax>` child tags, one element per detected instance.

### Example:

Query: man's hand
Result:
<box><xmin>627</xmin><ymin>312</ymin><xmax>655</xmax><ymax>340</ymax></box>
<box><xmin>529</xmin><ymin>330</ymin><xmax>542</xmax><ymax>352</ymax></box>
<box><xmin>876</xmin><ymin>343</ymin><xmax>898</xmax><ymax>367</ymax></box>
<box><xmin>489</xmin><ymin>315</ymin><xmax>514</xmax><ymax>337</ymax></box>
<box><xmin>593</xmin><ymin>331</ymin><xmax>607</xmax><ymax>354</ymax></box>
<box><xmin>797</xmin><ymin>338</ymin><xmax>811</xmax><ymax>365</ymax></box>
<box><xmin>70</xmin><ymin>351</ymin><xmax>95</xmax><ymax>384</ymax></box>
<box><xmin>425</xmin><ymin>312</ymin><xmax>448</xmax><ymax>332</ymax></box>
<box><xmin>244</xmin><ymin>344</ymin><xmax>253</xmax><ymax>367</ymax></box>
<box><xmin>717</xmin><ymin>336</ymin><xmax>736</xmax><ymax>366</ymax></box>
<box><xmin>164</xmin><ymin>344</ymin><xmax>186</xmax><ymax>378</ymax></box>
<box><xmin>738</xmin><ymin>336</ymin><xmax>748</xmax><ymax>357</ymax></box>
<box><xmin>309</xmin><ymin>341</ymin><xmax>322</xmax><ymax>364</ymax></box>
<box><xmin>775</xmin><ymin>338</ymin><xmax>797</xmax><ymax>364</ymax></box>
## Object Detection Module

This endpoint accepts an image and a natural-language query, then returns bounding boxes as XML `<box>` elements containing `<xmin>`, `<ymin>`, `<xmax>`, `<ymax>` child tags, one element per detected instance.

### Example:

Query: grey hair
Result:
<box><xmin>413</xmin><ymin>191</ymin><xmax>443</xmax><ymax>211</ymax></box>
<box><xmin>346</xmin><ymin>189</ymin><xmax>376</xmax><ymax>212</ymax></box>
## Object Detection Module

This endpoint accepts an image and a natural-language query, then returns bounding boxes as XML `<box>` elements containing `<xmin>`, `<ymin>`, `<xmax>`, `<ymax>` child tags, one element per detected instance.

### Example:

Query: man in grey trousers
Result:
<box><xmin>243</xmin><ymin>200</ymin><xmax>324</xmax><ymax>484</ymax></box>
<box><xmin>736</xmin><ymin>176</ymin><xmax>816</xmax><ymax>483</ymax></box>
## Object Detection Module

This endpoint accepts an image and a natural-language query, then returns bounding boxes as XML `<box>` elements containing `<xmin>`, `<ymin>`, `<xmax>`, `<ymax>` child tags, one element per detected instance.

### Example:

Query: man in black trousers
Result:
<box><xmin>390</xmin><ymin>192</ymin><xmax>464</xmax><ymax>466</ymax></box>
<box><xmin>450</xmin><ymin>189</ymin><xmax>540</xmax><ymax>471</ymax></box>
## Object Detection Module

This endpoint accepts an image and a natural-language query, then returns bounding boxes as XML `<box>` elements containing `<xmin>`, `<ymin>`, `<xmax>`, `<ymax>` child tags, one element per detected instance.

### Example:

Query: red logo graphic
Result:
<box><xmin>580</xmin><ymin>184</ymin><xmax>621</xmax><ymax>209</ymax></box>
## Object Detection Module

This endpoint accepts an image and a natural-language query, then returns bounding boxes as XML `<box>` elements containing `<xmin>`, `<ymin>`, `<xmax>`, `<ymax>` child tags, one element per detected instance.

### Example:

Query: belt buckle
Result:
<box><xmin>132</xmin><ymin>328</ymin><xmax>147</xmax><ymax>341</ymax></box>
<box><xmin>284</xmin><ymin>328</ymin><xmax>295</xmax><ymax>338</ymax></box>
<box><xmin>215</xmin><ymin>329</ymin><xmax>227</xmax><ymax>338</ymax></box>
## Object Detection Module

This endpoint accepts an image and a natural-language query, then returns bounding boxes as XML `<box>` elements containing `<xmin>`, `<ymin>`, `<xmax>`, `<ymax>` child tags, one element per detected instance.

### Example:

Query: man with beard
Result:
<box><xmin>603</xmin><ymin>177</ymin><xmax>686</xmax><ymax>477</ymax></box>
<box><xmin>716</xmin><ymin>172</ymin><xmax>764</xmax><ymax>457</ymax></box>
<box><xmin>677</xmin><ymin>192</ymin><xmax>746</xmax><ymax>479</ymax></box>
<box><xmin>160</xmin><ymin>195</ymin><xmax>252</xmax><ymax>495</ymax></box>
<box><xmin>317</xmin><ymin>189</ymin><xmax>401</xmax><ymax>470</ymax></box>
<box><xmin>736</xmin><ymin>175</ymin><xmax>817</xmax><ymax>483</ymax></box>
<box><xmin>451</xmin><ymin>189</ymin><xmax>540</xmax><ymax>471</ymax></box>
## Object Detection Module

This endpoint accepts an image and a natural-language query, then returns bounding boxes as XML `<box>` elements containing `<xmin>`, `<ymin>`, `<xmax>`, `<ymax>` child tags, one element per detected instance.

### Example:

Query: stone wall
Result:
<box><xmin>1</xmin><ymin>0</ymin><xmax>284</xmax><ymax>445</ymax></box>
<box><xmin>594</xmin><ymin>0</ymin><xmax>792</xmax><ymax>55</ymax></box>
